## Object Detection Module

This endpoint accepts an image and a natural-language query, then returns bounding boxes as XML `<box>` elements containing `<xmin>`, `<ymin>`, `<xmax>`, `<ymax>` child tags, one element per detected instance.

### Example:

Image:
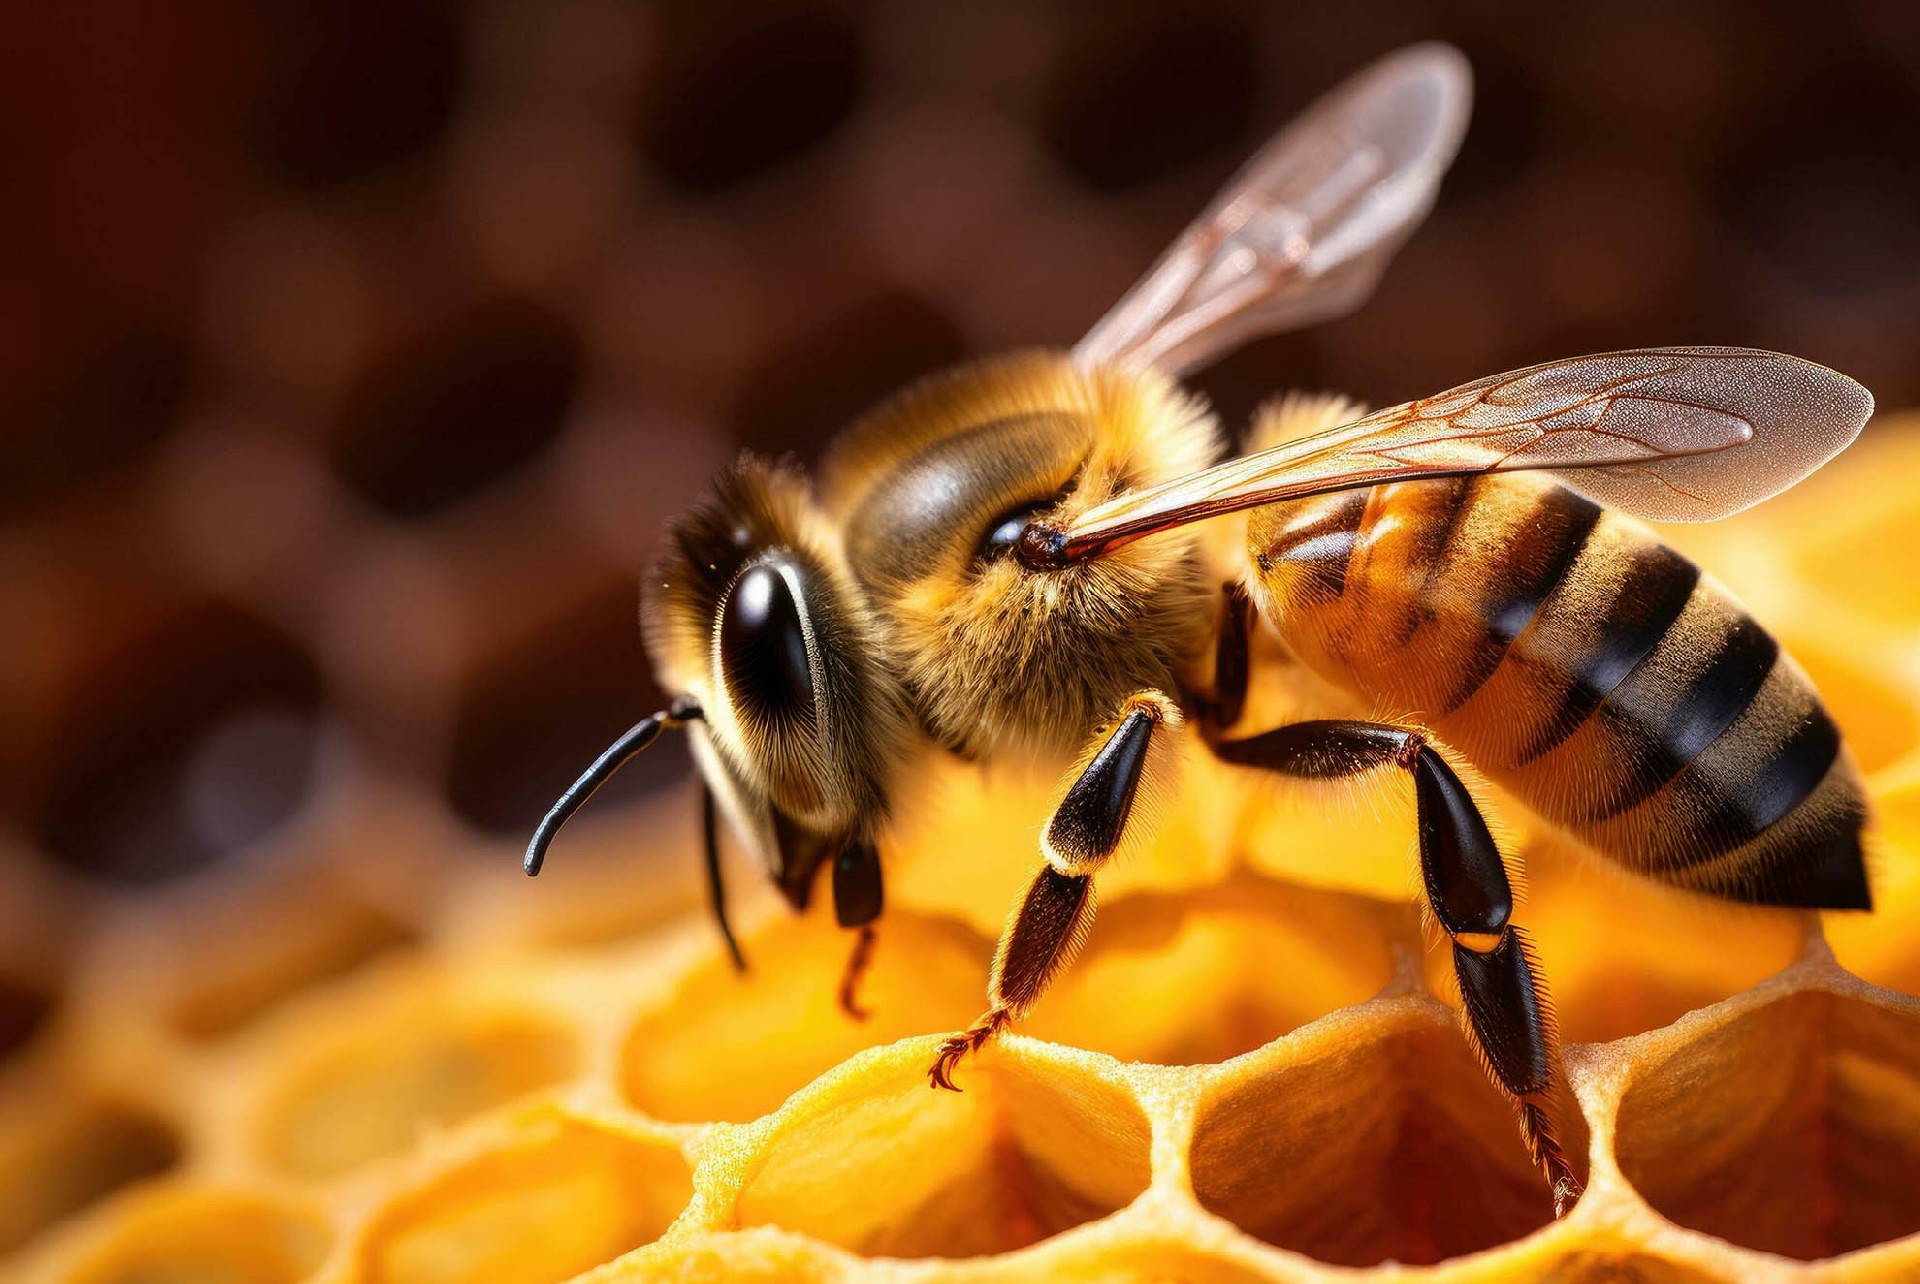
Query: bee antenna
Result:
<box><xmin>523</xmin><ymin>699</ymin><xmax>704</xmax><ymax>876</ymax></box>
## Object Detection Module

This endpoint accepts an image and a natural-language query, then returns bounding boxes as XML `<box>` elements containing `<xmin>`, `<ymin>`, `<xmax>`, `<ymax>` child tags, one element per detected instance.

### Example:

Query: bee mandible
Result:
<box><xmin>524</xmin><ymin>44</ymin><xmax>1875</xmax><ymax>1214</ymax></box>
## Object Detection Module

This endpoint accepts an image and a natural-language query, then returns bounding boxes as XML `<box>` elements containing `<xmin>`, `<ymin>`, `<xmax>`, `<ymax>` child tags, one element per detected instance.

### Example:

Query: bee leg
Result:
<box><xmin>928</xmin><ymin>868</ymin><xmax>1089</xmax><ymax>1090</ymax></box>
<box><xmin>836</xmin><ymin>925</ymin><xmax>877</xmax><ymax>1020</ymax></box>
<box><xmin>1199</xmin><ymin>581</ymin><xmax>1254</xmax><ymax>734</ymax></box>
<box><xmin>832</xmin><ymin>840</ymin><xmax>883</xmax><ymax>1020</ymax></box>
<box><xmin>700</xmin><ymin>785</ymin><xmax>747</xmax><ymax>973</ymax></box>
<box><xmin>1214</xmin><ymin>720</ymin><xmax>1582</xmax><ymax>1215</ymax></box>
<box><xmin>930</xmin><ymin>692</ymin><xmax>1172</xmax><ymax>1091</ymax></box>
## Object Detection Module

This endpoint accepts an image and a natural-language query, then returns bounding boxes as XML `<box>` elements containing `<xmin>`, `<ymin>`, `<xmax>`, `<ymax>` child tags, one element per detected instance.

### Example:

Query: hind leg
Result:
<box><xmin>1216</xmin><ymin>719</ymin><xmax>1582</xmax><ymax>1214</ymax></box>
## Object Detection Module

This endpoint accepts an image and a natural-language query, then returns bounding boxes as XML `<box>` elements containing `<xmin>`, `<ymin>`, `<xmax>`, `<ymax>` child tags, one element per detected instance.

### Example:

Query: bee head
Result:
<box><xmin>823</xmin><ymin>353</ymin><xmax>1222</xmax><ymax>756</ymax></box>
<box><xmin>644</xmin><ymin>458</ymin><xmax>907</xmax><ymax>908</ymax></box>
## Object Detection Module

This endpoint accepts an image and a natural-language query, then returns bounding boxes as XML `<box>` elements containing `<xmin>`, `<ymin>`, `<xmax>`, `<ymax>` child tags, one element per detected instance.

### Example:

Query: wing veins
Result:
<box><xmin>1039</xmin><ymin>346</ymin><xmax>1870</xmax><ymax>562</ymax></box>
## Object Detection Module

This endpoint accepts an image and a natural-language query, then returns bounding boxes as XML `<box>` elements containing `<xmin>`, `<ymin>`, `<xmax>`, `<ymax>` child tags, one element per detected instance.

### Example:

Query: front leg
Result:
<box><xmin>832</xmin><ymin>839</ymin><xmax>883</xmax><ymax>1020</ymax></box>
<box><xmin>929</xmin><ymin>691</ymin><xmax>1178</xmax><ymax>1090</ymax></box>
<box><xmin>1215</xmin><ymin>720</ymin><xmax>1582</xmax><ymax>1215</ymax></box>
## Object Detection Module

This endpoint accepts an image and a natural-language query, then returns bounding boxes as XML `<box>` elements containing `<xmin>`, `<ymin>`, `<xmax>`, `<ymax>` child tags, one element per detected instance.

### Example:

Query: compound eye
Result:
<box><xmin>720</xmin><ymin>560</ymin><xmax>816</xmax><ymax>724</ymax></box>
<box><xmin>978</xmin><ymin>501</ymin><xmax>1052</xmax><ymax>565</ymax></box>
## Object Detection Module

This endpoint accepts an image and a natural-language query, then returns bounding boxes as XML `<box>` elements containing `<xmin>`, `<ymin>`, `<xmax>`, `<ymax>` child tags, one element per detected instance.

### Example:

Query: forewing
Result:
<box><xmin>1053</xmin><ymin>348</ymin><xmax>1873</xmax><ymax>558</ymax></box>
<box><xmin>1074</xmin><ymin>42</ymin><xmax>1470</xmax><ymax>377</ymax></box>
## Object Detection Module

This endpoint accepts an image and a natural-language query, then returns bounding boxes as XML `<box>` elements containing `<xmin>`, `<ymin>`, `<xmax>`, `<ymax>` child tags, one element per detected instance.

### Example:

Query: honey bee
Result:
<box><xmin>525</xmin><ymin>44</ymin><xmax>1874</xmax><ymax>1212</ymax></box>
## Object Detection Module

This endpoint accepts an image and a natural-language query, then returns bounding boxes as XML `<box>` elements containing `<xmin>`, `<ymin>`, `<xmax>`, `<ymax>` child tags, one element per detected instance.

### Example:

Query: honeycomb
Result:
<box><xmin>4</xmin><ymin>429</ymin><xmax>1918</xmax><ymax>1284</ymax></box>
<box><xmin>9</xmin><ymin>3</ymin><xmax>1920</xmax><ymax>1282</ymax></box>
<box><xmin>7</xmin><ymin>433</ymin><xmax>1912</xmax><ymax>1282</ymax></box>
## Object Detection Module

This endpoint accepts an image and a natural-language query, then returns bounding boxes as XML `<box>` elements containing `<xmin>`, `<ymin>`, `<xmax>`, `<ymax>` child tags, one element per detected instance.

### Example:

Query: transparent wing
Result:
<box><xmin>1074</xmin><ymin>42</ymin><xmax>1471</xmax><ymax>377</ymax></box>
<box><xmin>1048</xmin><ymin>348</ymin><xmax>1873</xmax><ymax>560</ymax></box>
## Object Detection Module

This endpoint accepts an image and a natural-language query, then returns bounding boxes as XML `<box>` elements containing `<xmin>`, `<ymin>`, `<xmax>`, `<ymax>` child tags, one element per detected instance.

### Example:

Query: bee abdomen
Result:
<box><xmin>1251</xmin><ymin>475</ymin><xmax>1870</xmax><ymax>911</ymax></box>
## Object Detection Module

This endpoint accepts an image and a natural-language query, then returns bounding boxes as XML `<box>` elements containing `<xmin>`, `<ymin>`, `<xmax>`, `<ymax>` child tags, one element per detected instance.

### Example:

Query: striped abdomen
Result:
<box><xmin>1247</xmin><ymin>474</ymin><xmax>1870</xmax><ymax>909</ymax></box>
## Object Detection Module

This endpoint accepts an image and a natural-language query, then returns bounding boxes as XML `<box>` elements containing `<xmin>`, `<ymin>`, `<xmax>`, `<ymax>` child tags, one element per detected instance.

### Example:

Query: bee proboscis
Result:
<box><xmin>525</xmin><ymin>44</ymin><xmax>1874</xmax><ymax>1213</ymax></box>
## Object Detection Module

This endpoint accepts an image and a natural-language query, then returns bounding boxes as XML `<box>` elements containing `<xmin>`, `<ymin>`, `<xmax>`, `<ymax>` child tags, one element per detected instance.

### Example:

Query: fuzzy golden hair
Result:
<box><xmin>820</xmin><ymin>352</ymin><xmax>1223</xmax><ymax>756</ymax></box>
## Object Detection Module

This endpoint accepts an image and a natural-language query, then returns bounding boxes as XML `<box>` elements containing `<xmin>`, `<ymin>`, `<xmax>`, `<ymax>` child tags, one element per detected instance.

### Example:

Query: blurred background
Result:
<box><xmin>3</xmin><ymin>0</ymin><xmax>1919</xmax><ymax>1068</ymax></box>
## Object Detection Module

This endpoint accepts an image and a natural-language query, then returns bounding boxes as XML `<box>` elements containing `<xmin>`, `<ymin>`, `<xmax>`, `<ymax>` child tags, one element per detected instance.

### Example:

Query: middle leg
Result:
<box><xmin>1215</xmin><ymin>720</ymin><xmax>1582</xmax><ymax>1214</ymax></box>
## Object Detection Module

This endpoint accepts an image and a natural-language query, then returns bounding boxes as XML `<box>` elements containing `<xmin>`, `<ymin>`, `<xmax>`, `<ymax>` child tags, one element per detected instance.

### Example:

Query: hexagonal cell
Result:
<box><xmin>1189</xmin><ymin>999</ymin><xmax>1558</xmax><ymax>1267</ymax></box>
<box><xmin>163</xmin><ymin>889</ymin><xmax>417</xmax><ymax>1040</ymax></box>
<box><xmin>330</xmin><ymin>297</ymin><xmax>582</xmax><ymax>520</ymax></box>
<box><xmin>733</xmin><ymin>1043</ymin><xmax>1151</xmax><ymax>1258</ymax></box>
<box><xmin>1019</xmin><ymin>874</ymin><xmax>1398</xmax><ymax>1066</ymax></box>
<box><xmin>247</xmin><ymin>0</ymin><xmax>460</xmax><ymax>187</ymax></box>
<box><xmin>1615</xmin><ymin>986</ymin><xmax>1920</xmax><ymax>1260</ymax></box>
<box><xmin>53</xmin><ymin>1185</ymin><xmax>329</xmax><ymax>1284</ymax></box>
<box><xmin>637</xmin><ymin>3</ymin><xmax>865</xmax><ymax>193</ymax></box>
<box><xmin>622</xmin><ymin>907</ymin><xmax>987</xmax><ymax>1124</ymax></box>
<box><xmin>255</xmin><ymin>989</ymin><xmax>578</xmax><ymax>1180</ymax></box>
<box><xmin>28</xmin><ymin>599</ymin><xmax>324</xmax><ymax>884</ymax></box>
<box><xmin>0</xmin><ymin>1092</ymin><xmax>182</xmax><ymax>1254</ymax></box>
<box><xmin>358</xmin><ymin>1116</ymin><xmax>691</xmax><ymax>1283</ymax></box>
<box><xmin>1040</xmin><ymin>1</ymin><xmax>1256</xmax><ymax>191</ymax></box>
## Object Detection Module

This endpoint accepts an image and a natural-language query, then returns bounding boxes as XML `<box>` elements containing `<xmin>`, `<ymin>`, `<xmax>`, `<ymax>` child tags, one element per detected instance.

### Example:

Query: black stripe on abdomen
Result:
<box><xmin>1259</xmin><ymin>490</ymin><xmax>1370</xmax><ymax>605</ymax></box>
<box><xmin>1583</xmin><ymin>613</ymin><xmax>1781</xmax><ymax>821</ymax></box>
<box><xmin>1722</xmin><ymin>706</ymin><xmax>1843</xmax><ymax>838</ymax></box>
<box><xmin>1517</xmin><ymin>544</ymin><xmax>1700</xmax><ymax>764</ymax></box>
<box><xmin>1658</xmin><ymin>700</ymin><xmax>1844</xmax><ymax>866</ymax></box>
<box><xmin>1440</xmin><ymin>487</ymin><xmax>1602</xmax><ymax>712</ymax></box>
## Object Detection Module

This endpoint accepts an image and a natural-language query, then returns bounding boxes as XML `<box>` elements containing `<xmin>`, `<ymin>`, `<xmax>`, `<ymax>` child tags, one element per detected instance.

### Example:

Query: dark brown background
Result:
<box><xmin>2</xmin><ymin>0</ymin><xmax>1916</xmax><ymax>907</ymax></box>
